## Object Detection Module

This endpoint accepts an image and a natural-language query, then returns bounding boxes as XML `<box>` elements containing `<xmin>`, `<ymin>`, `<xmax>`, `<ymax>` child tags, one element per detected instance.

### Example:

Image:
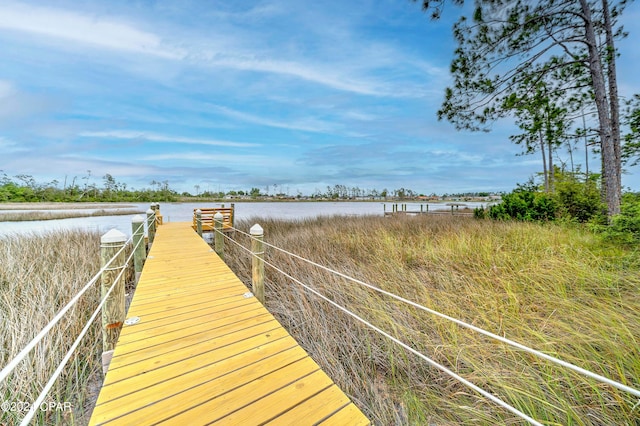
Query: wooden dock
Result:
<box><xmin>89</xmin><ymin>221</ymin><xmax>369</xmax><ymax>425</ymax></box>
<box><xmin>384</xmin><ymin>203</ymin><xmax>473</xmax><ymax>217</ymax></box>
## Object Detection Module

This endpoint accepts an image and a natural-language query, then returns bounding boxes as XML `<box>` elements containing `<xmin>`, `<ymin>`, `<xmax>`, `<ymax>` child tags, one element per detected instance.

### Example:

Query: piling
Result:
<box><xmin>251</xmin><ymin>224</ymin><xmax>265</xmax><ymax>305</ymax></box>
<box><xmin>147</xmin><ymin>208</ymin><xmax>156</xmax><ymax>246</ymax></box>
<box><xmin>195</xmin><ymin>209</ymin><xmax>203</xmax><ymax>237</ymax></box>
<box><xmin>214</xmin><ymin>212</ymin><xmax>224</xmax><ymax>260</ymax></box>
<box><xmin>100</xmin><ymin>229</ymin><xmax>127</xmax><ymax>373</ymax></box>
<box><xmin>131</xmin><ymin>215</ymin><xmax>146</xmax><ymax>283</ymax></box>
<box><xmin>155</xmin><ymin>203</ymin><xmax>163</xmax><ymax>225</ymax></box>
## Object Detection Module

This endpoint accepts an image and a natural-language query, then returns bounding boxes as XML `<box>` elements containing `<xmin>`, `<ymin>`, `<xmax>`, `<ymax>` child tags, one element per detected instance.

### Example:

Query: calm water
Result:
<box><xmin>0</xmin><ymin>201</ymin><xmax>490</xmax><ymax>237</ymax></box>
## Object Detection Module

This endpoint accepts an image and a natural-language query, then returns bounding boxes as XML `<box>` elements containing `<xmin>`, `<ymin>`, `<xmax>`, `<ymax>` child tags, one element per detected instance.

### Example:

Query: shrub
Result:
<box><xmin>488</xmin><ymin>189</ymin><xmax>557</xmax><ymax>221</ymax></box>
<box><xmin>473</xmin><ymin>206</ymin><xmax>487</xmax><ymax>219</ymax></box>
<box><xmin>605</xmin><ymin>192</ymin><xmax>640</xmax><ymax>244</ymax></box>
<box><xmin>486</xmin><ymin>171</ymin><xmax>605</xmax><ymax>223</ymax></box>
<box><xmin>554</xmin><ymin>173</ymin><xmax>605</xmax><ymax>223</ymax></box>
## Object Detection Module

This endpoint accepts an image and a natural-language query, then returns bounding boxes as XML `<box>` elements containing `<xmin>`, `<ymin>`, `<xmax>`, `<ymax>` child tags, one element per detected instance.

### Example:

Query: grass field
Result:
<box><xmin>1</xmin><ymin>215</ymin><xmax>638</xmax><ymax>425</ymax></box>
<box><xmin>222</xmin><ymin>215</ymin><xmax>640</xmax><ymax>425</ymax></box>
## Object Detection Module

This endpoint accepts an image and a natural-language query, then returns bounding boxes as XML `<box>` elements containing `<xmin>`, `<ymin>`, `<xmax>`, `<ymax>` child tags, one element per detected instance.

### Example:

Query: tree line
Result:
<box><xmin>0</xmin><ymin>172</ymin><xmax>178</xmax><ymax>202</ymax></box>
<box><xmin>311</xmin><ymin>185</ymin><xmax>414</xmax><ymax>200</ymax></box>
<box><xmin>189</xmin><ymin>184</ymin><xmax>448</xmax><ymax>200</ymax></box>
<box><xmin>0</xmin><ymin>172</ymin><xmax>499</xmax><ymax>203</ymax></box>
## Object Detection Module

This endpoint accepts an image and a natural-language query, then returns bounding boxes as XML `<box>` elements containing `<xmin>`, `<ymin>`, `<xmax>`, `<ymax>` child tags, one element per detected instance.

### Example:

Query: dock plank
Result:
<box><xmin>89</xmin><ymin>221</ymin><xmax>369</xmax><ymax>425</ymax></box>
<box><xmin>104</xmin><ymin>320</ymin><xmax>284</xmax><ymax>385</ymax></box>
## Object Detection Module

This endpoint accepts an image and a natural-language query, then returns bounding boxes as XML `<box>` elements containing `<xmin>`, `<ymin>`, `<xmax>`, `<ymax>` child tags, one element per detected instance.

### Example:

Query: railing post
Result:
<box><xmin>155</xmin><ymin>202</ymin><xmax>163</xmax><ymax>225</ymax></box>
<box><xmin>195</xmin><ymin>209</ymin><xmax>203</xmax><ymax>237</ymax></box>
<box><xmin>147</xmin><ymin>208</ymin><xmax>156</xmax><ymax>246</ymax></box>
<box><xmin>214</xmin><ymin>212</ymin><xmax>224</xmax><ymax>260</ymax></box>
<box><xmin>131</xmin><ymin>215</ymin><xmax>146</xmax><ymax>283</ymax></box>
<box><xmin>250</xmin><ymin>224</ymin><xmax>265</xmax><ymax>305</ymax></box>
<box><xmin>100</xmin><ymin>229</ymin><xmax>127</xmax><ymax>374</ymax></box>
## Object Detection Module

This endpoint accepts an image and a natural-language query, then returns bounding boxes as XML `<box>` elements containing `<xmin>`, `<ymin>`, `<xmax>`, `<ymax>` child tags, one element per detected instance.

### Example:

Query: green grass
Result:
<box><xmin>222</xmin><ymin>214</ymin><xmax>639</xmax><ymax>425</ymax></box>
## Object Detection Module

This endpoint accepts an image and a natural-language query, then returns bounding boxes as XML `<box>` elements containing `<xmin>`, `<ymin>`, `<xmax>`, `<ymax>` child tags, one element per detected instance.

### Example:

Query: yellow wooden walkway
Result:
<box><xmin>89</xmin><ymin>221</ymin><xmax>369</xmax><ymax>425</ymax></box>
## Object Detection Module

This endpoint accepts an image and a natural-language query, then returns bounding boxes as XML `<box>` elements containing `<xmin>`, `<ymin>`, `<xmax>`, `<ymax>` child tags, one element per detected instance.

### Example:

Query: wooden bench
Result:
<box><xmin>192</xmin><ymin>207</ymin><xmax>234</xmax><ymax>233</ymax></box>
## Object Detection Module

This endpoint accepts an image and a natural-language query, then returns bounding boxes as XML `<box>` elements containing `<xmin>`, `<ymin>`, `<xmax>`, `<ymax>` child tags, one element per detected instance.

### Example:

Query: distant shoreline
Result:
<box><xmin>0</xmin><ymin>196</ymin><xmax>497</xmax><ymax>209</ymax></box>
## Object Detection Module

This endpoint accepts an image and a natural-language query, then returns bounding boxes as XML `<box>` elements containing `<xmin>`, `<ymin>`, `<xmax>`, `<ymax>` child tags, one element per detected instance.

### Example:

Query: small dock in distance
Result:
<box><xmin>191</xmin><ymin>205</ymin><xmax>235</xmax><ymax>233</ymax></box>
<box><xmin>384</xmin><ymin>202</ymin><xmax>473</xmax><ymax>217</ymax></box>
<box><xmin>89</xmin><ymin>221</ymin><xmax>369</xmax><ymax>425</ymax></box>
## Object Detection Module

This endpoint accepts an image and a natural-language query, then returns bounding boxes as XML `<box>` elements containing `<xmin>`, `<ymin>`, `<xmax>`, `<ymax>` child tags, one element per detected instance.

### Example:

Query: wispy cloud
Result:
<box><xmin>0</xmin><ymin>137</ymin><xmax>29</xmax><ymax>153</ymax></box>
<box><xmin>79</xmin><ymin>130</ymin><xmax>259</xmax><ymax>148</ymax></box>
<box><xmin>141</xmin><ymin>151</ymin><xmax>278</xmax><ymax>166</ymax></box>
<box><xmin>0</xmin><ymin>80</ymin><xmax>14</xmax><ymax>98</ymax></box>
<box><xmin>207</xmin><ymin>104</ymin><xmax>337</xmax><ymax>133</ymax></box>
<box><xmin>203</xmin><ymin>56</ymin><xmax>398</xmax><ymax>97</ymax></box>
<box><xmin>0</xmin><ymin>80</ymin><xmax>61</xmax><ymax>124</ymax></box>
<box><xmin>0</xmin><ymin>2</ymin><xmax>184</xmax><ymax>59</ymax></box>
<box><xmin>0</xmin><ymin>2</ymin><xmax>435</xmax><ymax>98</ymax></box>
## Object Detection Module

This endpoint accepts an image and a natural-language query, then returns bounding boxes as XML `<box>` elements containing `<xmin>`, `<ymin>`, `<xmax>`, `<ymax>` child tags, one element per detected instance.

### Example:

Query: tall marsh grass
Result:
<box><xmin>1</xmin><ymin>216</ymin><xmax>637</xmax><ymax>425</ymax></box>
<box><xmin>223</xmin><ymin>215</ymin><xmax>640</xmax><ymax>425</ymax></box>
<box><xmin>0</xmin><ymin>230</ymin><xmax>132</xmax><ymax>425</ymax></box>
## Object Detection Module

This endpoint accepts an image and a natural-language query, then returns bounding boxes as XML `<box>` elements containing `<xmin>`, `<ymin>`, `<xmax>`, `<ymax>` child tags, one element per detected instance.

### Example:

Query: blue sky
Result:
<box><xmin>1</xmin><ymin>0</ymin><xmax>639</xmax><ymax>196</ymax></box>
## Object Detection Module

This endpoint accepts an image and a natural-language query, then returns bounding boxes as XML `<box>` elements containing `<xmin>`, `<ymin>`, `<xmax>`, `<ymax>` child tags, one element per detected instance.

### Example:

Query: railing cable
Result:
<box><xmin>226</xmin><ymin>225</ymin><xmax>640</xmax><ymax>399</ymax></box>
<box><xmin>18</xmin><ymin>235</ymin><xmax>140</xmax><ymax>425</ymax></box>
<box><xmin>0</xmin><ymin>220</ymin><xmax>143</xmax><ymax>385</ymax></box>
<box><xmin>258</xmin><ymin>254</ymin><xmax>543</xmax><ymax>426</ymax></box>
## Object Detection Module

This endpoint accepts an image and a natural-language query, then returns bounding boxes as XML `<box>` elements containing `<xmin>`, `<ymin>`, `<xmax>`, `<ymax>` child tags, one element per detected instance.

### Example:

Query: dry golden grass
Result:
<box><xmin>222</xmin><ymin>214</ymin><xmax>640</xmax><ymax>425</ymax></box>
<box><xmin>1</xmin><ymin>215</ymin><xmax>637</xmax><ymax>425</ymax></box>
<box><xmin>0</xmin><ymin>230</ymin><xmax>134</xmax><ymax>425</ymax></box>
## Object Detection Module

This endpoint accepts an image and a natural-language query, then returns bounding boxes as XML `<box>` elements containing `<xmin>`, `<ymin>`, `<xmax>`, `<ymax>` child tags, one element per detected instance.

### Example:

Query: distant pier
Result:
<box><xmin>384</xmin><ymin>203</ymin><xmax>473</xmax><ymax>217</ymax></box>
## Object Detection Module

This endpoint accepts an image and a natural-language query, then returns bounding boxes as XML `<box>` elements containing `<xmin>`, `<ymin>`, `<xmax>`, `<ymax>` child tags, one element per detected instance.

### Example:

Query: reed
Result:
<box><xmin>223</xmin><ymin>215</ymin><xmax>640</xmax><ymax>425</ymax></box>
<box><xmin>0</xmin><ymin>230</ymin><xmax>134</xmax><ymax>425</ymax></box>
<box><xmin>2</xmin><ymin>215</ymin><xmax>637</xmax><ymax>425</ymax></box>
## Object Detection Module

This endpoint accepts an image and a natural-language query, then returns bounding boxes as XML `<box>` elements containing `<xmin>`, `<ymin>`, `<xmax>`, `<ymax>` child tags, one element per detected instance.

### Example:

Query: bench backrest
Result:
<box><xmin>193</xmin><ymin>207</ymin><xmax>234</xmax><ymax>231</ymax></box>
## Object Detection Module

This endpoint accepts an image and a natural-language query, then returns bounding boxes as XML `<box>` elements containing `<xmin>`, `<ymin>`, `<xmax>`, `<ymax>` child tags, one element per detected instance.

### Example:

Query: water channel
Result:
<box><xmin>0</xmin><ymin>201</ymin><xmax>491</xmax><ymax>237</ymax></box>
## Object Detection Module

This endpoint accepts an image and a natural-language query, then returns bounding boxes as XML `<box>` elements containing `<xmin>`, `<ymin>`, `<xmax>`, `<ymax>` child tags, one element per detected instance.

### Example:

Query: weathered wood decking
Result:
<box><xmin>89</xmin><ymin>221</ymin><xmax>369</xmax><ymax>425</ymax></box>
